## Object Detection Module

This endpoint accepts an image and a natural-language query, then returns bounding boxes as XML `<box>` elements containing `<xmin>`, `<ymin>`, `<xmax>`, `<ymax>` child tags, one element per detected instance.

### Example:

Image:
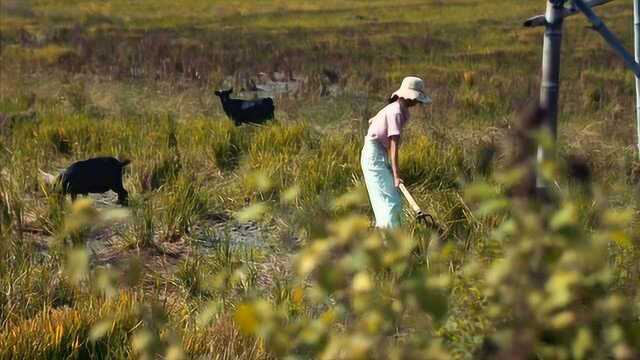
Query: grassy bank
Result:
<box><xmin>1</xmin><ymin>0</ymin><xmax>639</xmax><ymax>358</ymax></box>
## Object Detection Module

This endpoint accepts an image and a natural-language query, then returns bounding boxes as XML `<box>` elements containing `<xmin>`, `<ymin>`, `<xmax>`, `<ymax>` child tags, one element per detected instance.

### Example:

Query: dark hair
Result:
<box><xmin>387</xmin><ymin>94</ymin><xmax>399</xmax><ymax>104</ymax></box>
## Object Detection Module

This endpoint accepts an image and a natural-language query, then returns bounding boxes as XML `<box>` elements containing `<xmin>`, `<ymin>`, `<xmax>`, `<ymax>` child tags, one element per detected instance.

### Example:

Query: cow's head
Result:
<box><xmin>214</xmin><ymin>88</ymin><xmax>233</xmax><ymax>99</ymax></box>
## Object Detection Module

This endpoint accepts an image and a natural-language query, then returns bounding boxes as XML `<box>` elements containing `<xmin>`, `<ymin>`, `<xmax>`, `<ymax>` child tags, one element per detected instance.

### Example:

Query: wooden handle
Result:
<box><xmin>398</xmin><ymin>183</ymin><xmax>422</xmax><ymax>214</ymax></box>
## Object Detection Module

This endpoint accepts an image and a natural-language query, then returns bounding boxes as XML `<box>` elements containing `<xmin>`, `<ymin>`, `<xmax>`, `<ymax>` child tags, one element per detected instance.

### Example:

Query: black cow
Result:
<box><xmin>214</xmin><ymin>88</ymin><xmax>274</xmax><ymax>125</ymax></box>
<box><xmin>58</xmin><ymin>157</ymin><xmax>131</xmax><ymax>205</ymax></box>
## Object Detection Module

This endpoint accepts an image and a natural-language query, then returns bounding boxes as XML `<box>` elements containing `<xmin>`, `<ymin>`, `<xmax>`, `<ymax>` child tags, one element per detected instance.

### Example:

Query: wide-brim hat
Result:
<box><xmin>390</xmin><ymin>76</ymin><xmax>432</xmax><ymax>104</ymax></box>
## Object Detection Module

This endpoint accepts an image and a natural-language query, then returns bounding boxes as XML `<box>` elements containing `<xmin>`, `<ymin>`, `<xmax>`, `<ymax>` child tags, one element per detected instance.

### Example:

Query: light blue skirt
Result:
<box><xmin>360</xmin><ymin>138</ymin><xmax>402</xmax><ymax>229</ymax></box>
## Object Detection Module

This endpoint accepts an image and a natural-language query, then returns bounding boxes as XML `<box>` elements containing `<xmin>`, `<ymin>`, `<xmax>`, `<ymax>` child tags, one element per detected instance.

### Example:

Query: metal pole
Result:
<box><xmin>537</xmin><ymin>0</ymin><xmax>566</xmax><ymax>191</ymax></box>
<box><xmin>635</xmin><ymin>0</ymin><xmax>640</xmax><ymax>157</ymax></box>
<box><xmin>572</xmin><ymin>0</ymin><xmax>640</xmax><ymax>157</ymax></box>
<box><xmin>524</xmin><ymin>0</ymin><xmax>615</xmax><ymax>28</ymax></box>
<box><xmin>572</xmin><ymin>0</ymin><xmax>640</xmax><ymax>77</ymax></box>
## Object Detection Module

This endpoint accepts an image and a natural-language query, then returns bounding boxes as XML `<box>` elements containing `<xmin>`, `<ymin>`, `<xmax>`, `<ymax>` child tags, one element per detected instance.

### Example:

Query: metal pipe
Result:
<box><xmin>537</xmin><ymin>0</ymin><xmax>566</xmax><ymax>191</ymax></box>
<box><xmin>524</xmin><ymin>0</ymin><xmax>616</xmax><ymax>28</ymax></box>
<box><xmin>572</xmin><ymin>0</ymin><xmax>640</xmax><ymax>77</ymax></box>
<box><xmin>635</xmin><ymin>0</ymin><xmax>640</xmax><ymax>157</ymax></box>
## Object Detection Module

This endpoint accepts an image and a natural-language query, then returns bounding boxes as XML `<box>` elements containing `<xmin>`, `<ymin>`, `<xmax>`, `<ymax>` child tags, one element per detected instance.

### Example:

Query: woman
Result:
<box><xmin>361</xmin><ymin>76</ymin><xmax>431</xmax><ymax>228</ymax></box>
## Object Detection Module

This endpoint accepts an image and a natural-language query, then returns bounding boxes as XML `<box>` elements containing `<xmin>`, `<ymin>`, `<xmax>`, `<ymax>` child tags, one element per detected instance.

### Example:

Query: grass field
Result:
<box><xmin>1</xmin><ymin>0</ymin><xmax>639</xmax><ymax>359</ymax></box>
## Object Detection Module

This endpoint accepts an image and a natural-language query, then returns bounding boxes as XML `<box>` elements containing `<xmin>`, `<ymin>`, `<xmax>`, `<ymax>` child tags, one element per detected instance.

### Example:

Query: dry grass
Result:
<box><xmin>0</xmin><ymin>0</ymin><xmax>639</xmax><ymax>358</ymax></box>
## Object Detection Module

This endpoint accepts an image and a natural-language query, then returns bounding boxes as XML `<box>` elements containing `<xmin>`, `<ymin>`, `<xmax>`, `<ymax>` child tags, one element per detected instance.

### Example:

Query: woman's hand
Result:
<box><xmin>394</xmin><ymin>177</ymin><xmax>404</xmax><ymax>188</ymax></box>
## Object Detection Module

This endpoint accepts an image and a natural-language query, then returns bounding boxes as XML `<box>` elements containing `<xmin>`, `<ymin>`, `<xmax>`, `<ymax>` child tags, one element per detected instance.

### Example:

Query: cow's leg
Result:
<box><xmin>112</xmin><ymin>181</ymin><xmax>128</xmax><ymax>206</ymax></box>
<box><xmin>116</xmin><ymin>189</ymin><xmax>128</xmax><ymax>206</ymax></box>
<box><xmin>70</xmin><ymin>193</ymin><xmax>77</xmax><ymax>202</ymax></box>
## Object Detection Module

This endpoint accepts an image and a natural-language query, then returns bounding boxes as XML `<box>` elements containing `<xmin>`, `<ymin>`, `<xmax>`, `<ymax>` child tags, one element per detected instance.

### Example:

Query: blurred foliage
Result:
<box><xmin>229</xmin><ymin>162</ymin><xmax>640</xmax><ymax>359</ymax></box>
<box><xmin>0</xmin><ymin>0</ymin><xmax>639</xmax><ymax>358</ymax></box>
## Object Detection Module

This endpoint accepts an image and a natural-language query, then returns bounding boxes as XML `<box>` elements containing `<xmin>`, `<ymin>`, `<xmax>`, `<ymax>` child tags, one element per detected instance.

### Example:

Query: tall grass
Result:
<box><xmin>1</xmin><ymin>100</ymin><xmax>638</xmax><ymax>359</ymax></box>
<box><xmin>400</xmin><ymin>135</ymin><xmax>464</xmax><ymax>190</ymax></box>
<box><xmin>125</xmin><ymin>196</ymin><xmax>156</xmax><ymax>249</ymax></box>
<box><xmin>158</xmin><ymin>175</ymin><xmax>206</xmax><ymax>242</ymax></box>
<box><xmin>0</xmin><ymin>292</ymin><xmax>140</xmax><ymax>359</ymax></box>
<box><xmin>0</xmin><ymin>0</ymin><xmax>639</xmax><ymax>358</ymax></box>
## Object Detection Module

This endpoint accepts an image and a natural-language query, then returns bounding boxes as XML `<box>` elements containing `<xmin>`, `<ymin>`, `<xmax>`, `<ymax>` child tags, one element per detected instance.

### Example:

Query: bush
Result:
<box><xmin>228</xmin><ymin>159</ymin><xmax>640</xmax><ymax>359</ymax></box>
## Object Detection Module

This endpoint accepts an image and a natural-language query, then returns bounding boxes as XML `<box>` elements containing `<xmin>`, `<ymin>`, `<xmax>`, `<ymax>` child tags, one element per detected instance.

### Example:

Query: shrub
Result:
<box><xmin>229</xmin><ymin>158</ymin><xmax>640</xmax><ymax>359</ymax></box>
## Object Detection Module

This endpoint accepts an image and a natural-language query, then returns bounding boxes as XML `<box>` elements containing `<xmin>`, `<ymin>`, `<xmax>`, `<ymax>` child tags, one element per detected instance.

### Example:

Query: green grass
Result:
<box><xmin>1</xmin><ymin>0</ymin><xmax>639</xmax><ymax>358</ymax></box>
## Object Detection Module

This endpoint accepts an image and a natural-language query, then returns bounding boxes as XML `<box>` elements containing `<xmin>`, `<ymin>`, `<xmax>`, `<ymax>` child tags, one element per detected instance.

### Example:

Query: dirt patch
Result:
<box><xmin>192</xmin><ymin>218</ymin><xmax>271</xmax><ymax>251</ymax></box>
<box><xmin>21</xmin><ymin>190</ymin><xmax>272</xmax><ymax>275</ymax></box>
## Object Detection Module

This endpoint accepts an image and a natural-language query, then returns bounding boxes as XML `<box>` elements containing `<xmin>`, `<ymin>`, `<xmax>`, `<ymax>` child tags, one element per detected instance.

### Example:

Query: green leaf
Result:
<box><xmin>495</xmin><ymin>167</ymin><xmax>528</xmax><ymax>187</ymax></box>
<box><xmin>332</xmin><ymin>188</ymin><xmax>367</xmax><ymax>210</ymax></box>
<box><xmin>573</xmin><ymin>328</ymin><xmax>593</xmax><ymax>360</ymax></box>
<box><xmin>234</xmin><ymin>304</ymin><xmax>258</xmax><ymax>335</ymax></box>
<box><xmin>551</xmin><ymin>203</ymin><xmax>578</xmax><ymax>230</ymax></box>
<box><xmin>196</xmin><ymin>301</ymin><xmax>223</xmax><ymax>327</ymax></box>
<box><xmin>465</xmin><ymin>182</ymin><xmax>496</xmax><ymax>202</ymax></box>
<box><xmin>234</xmin><ymin>202</ymin><xmax>269</xmax><ymax>223</ymax></box>
<box><xmin>475</xmin><ymin>198</ymin><xmax>509</xmax><ymax>217</ymax></box>
<box><xmin>166</xmin><ymin>345</ymin><xmax>186</xmax><ymax>360</ymax></box>
<box><xmin>352</xmin><ymin>272</ymin><xmax>373</xmax><ymax>293</ymax></box>
<box><xmin>65</xmin><ymin>247</ymin><xmax>89</xmax><ymax>284</ymax></box>
<box><xmin>545</xmin><ymin>270</ymin><xmax>581</xmax><ymax>310</ymax></box>
<box><xmin>246</xmin><ymin>170</ymin><xmax>273</xmax><ymax>192</ymax></box>
<box><xmin>610</xmin><ymin>230</ymin><xmax>632</xmax><ymax>249</ymax></box>
<box><xmin>281</xmin><ymin>185</ymin><xmax>301</xmax><ymax>204</ymax></box>
<box><xmin>603</xmin><ymin>209</ymin><xmax>635</xmax><ymax>227</ymax></box>
<box><xmin>131</xmin><ymin>330</ymin><xmax>153</xmax><ymax>353</ymax></box>
<box><xmin>89</xmin><ymin>319</ymin><xmax>113</xmax><ymax>341</ymax></box>
<box><xmin>419</xmin><ymin>287</ymin><xmax>449</xmax><ymax>322</ymax></box>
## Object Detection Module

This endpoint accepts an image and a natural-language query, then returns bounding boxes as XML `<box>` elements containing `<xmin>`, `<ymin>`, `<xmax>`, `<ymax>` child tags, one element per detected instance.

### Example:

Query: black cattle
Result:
<box><xmin>214</xmin><ymin>88</ymin><xmax>274</xmax><ymax>125</ymax></box>
<box><xmin>58</xmin><ymin>157</ymin><xmax>131</xmax><ymax>205</ymax></box>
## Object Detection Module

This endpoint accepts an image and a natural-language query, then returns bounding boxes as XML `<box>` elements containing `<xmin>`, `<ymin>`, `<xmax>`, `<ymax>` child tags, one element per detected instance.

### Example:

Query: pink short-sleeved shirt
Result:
<box><xmin>365</xmin><ymin>102</ymin><xmax>410</xmax><ymax>150</ymax></box>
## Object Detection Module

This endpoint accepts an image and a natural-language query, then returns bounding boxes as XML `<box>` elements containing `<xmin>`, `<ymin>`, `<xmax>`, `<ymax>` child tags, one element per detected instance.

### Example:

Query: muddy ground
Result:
<box><xmin>22</xmin><ymin>190</ymin><xmax>273</xmax><ymax>275</ymax></box>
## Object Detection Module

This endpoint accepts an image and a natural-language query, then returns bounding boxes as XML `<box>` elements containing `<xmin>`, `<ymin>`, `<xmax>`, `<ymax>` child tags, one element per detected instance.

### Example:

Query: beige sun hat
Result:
<box><xmin>390</xmin><ymin>76</ymin><xmax>432</xmax><ymax>104</ymax></box>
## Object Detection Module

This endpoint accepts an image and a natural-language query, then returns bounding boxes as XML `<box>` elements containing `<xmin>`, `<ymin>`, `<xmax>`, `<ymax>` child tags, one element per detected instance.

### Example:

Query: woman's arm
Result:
<box><xmin>389</xmin><ymin>135</ymin><xmax>403</xmax><ymax>187</ymax></box>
